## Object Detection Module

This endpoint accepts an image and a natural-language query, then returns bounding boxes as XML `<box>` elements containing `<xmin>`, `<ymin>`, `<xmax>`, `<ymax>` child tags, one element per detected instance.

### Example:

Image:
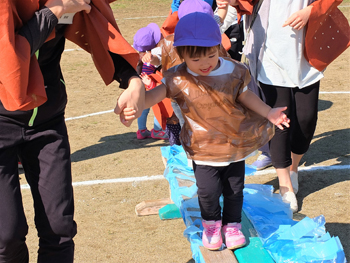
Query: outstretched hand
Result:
<box><xmin>267</xmin><ymin>106</ymin><xmax>290</xmax><ymax>130</ymax></box>
<box><xmin>114</xmin><ymin>77</ymin><xmax>145</xmax><ymax>127</ymax></box>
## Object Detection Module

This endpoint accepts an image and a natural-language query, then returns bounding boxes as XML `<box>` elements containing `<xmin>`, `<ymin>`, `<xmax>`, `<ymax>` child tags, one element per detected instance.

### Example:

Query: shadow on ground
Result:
<box><xmin>71</xmin><ymin>132</ymin><xmax>169</xmax><ymax>162</ymax></box>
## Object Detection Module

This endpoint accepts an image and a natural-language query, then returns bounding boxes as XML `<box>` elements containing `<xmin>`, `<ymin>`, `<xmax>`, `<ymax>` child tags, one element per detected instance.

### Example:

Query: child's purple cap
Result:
<box><xmin>178</xmin><ymin>0</ymin><xmax>214</xmax><ymax>19</ymax></box>
<box><xmin>133</xmin><ymin>23</ymin><xmax>161</xmax><ymax>52</ymax></box>
<box><xmin>174</xmin><ymin>12</ymin><xmax>221</xmax><ymax>47</ymax></box>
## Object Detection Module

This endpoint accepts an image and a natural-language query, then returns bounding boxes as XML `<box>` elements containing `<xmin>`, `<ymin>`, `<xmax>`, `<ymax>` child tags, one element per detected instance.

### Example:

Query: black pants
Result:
<box><xmin>260</xmin><ymin>81</ymin><xmax>320</xmax><ymax>168</ymax></box>
<box><xmin>193</xmin><ymin>161</ymin><xmax>245</xmax><ymax>225</ymax></box>
<box><xmin>0</xmin><ymin>115</ymin><xmax>76</xmax><ymax>263</ymax></box>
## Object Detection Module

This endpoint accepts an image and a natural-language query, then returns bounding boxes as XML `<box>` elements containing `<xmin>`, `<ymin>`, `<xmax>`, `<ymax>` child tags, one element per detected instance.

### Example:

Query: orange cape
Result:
<box><xmin>148</xmin><ymin>71</ymin><xmax>173</xmax><ymax>130</ymax></box>
<box><xmin>0</xmin><ymin>0</ymin><xmax>139</xmax><ymax>111</ymax></box>
<box><xmin>233</xmin><ymin>0</ymin><xmax>350</xmax><ymax>71</ymax></box>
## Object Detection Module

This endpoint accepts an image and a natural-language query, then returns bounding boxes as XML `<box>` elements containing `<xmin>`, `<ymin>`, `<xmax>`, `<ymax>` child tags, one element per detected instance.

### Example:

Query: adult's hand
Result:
<box><xmin>45</xmin><ymin>0</ymin><xmax>92</xmax><ymax>19</ymax></box>
<box><xmin>114</xmin><ymin>77</ymin><xmax>145</xmax><ymax>127</ymax></box>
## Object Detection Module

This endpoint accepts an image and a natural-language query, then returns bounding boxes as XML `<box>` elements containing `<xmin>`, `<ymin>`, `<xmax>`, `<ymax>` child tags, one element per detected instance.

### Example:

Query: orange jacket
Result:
<box><xmin>0</xmin><ymin>0</ymin><xmax>139</xmax><ymax>111</ymax></box>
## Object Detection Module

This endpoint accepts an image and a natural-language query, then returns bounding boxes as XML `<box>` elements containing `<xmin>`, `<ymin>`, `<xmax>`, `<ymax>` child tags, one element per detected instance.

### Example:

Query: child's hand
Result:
<box><xmin>141</xmin><ymin>52</ymin><xmax>153</xmax><ymax>65</ymax></box>
<box><xmin>140</xmin><ymin>73</ymin><xmax>152</xmax><ymax>87</ymax></box>
<box><xmin>267</xmin><ymin>107</ymin><xmax>290</xmax><ymax>130</ymax></box>
<box><xmin>120</xmin><ymin>107</ymin><xmax>137</xmax><ymax>127</ymax></box>
<box><xmin>282</xmin><ymin>6</ymin><xmax>312</xmax><ymax>30</ymax></box>
<box><xmin>216</xmin><ymin>0</ymin><xmax>230</xmax><ymax>9</ymax></box>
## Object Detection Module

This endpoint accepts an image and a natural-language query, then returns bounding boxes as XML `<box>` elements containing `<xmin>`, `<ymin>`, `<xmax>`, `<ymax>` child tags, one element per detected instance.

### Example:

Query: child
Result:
<box><xmin>121</xmin><ymin>12</ymin><xmax>290</xmax><ymax>250</ymax></box>
<box><xmin>133</xmin><ymin>23</ymin><xmax>169</xmax><ymax>140</ymax></box>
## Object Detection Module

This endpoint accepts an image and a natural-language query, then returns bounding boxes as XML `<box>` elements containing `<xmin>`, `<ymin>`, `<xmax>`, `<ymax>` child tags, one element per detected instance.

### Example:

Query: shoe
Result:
<box><xmin>151</xmin><ymin>129</ymin><xmax>169</xmax><ymax>140</ymax></box>
<box><xmin>136</xmin><ymin>129</ymin><xmax>151</xmax><ymax>140</ymax></box>
<box><xmin>222</xmin><ymin>223</ymin><xmax>246</xmax><ymax>250</ymax></box>
<box><xmin>281</xmin><ymin>191</ymin><xmax>298</xmax><ymax>213</ymax></box>
<box><xmin>18</xmin><ymin>162</ymin><xmax>23</xmax><ymax>169</ymax></box>
<box><xmin>290</xmin><ymin>171</ymin><xmax>299</xmax><ymax>194</ymax></box>
<box><xmin>202</xmin><ymin>220</ymin><xmax>223</xmax><ymax>250</ymax></box>
<box><xmin>251</xmin><ymin>152</ymin><xmax>272</xmax><ymax>170</ymax></box>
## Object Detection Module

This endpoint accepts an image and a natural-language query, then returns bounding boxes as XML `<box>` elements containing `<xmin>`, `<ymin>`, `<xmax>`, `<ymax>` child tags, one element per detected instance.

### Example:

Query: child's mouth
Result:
<box><xmin>200</xmin><ymin>67</ymin><xmax>212</xmax><ymax>73</ymax></box>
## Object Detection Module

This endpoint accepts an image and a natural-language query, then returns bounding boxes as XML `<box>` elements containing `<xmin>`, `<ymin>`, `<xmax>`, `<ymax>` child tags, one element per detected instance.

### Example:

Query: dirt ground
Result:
<box><xmin>19</xmin><ymin>1</ymin><xmax>349</xmax><ymax>262</ymax></box>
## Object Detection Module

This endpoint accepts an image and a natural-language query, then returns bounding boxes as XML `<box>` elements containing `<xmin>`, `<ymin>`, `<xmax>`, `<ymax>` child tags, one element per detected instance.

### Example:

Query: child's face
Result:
<box><xmin>182</xmin><ymin>49</ymin><xmax>219</xmax><ymax>76</ymax></box>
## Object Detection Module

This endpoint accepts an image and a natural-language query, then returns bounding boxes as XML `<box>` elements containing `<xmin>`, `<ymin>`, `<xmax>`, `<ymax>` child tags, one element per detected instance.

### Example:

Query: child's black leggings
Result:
<box><xmin>193</xmin><ymin>161</ymin><xmax>245</xmax><ymax>225</ymax></box>
<box><xmin>260</xmin><ymin>81</ymin><xmax>320</xmax><ymax>168</ymax></box>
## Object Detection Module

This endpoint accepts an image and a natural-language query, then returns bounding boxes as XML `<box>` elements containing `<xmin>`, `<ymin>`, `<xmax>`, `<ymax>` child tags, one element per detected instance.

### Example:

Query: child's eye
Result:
<box><xmin>192</xmin><ymin>59</ymin><xmax>200</xmax><ymax>62</ymax></box>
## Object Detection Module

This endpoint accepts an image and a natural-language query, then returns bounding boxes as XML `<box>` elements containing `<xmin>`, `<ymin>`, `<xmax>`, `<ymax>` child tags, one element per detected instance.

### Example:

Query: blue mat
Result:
<box><xmin>161</xmin><ymin>145</ymin><xmax>347</xmax><ymax>263</ymax></box>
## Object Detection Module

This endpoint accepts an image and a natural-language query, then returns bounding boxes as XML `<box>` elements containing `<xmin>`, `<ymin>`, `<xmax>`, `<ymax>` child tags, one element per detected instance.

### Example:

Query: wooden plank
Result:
<box><xmin>200</xmin><ymin>247</ymin><xmax>238</xmax><ymax>263</ymax></box>
<box><xmin>135</xmin><ymin>198</ymin><xmax>173</xmax><ymax>216</ymax></box>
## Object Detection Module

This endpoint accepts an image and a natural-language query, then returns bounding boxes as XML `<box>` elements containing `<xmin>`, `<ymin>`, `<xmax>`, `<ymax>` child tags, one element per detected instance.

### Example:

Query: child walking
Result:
<box><xmin>133</xmin><ymin>23</ymin><xmax>169</xmax><ymax>140</ymax></box>
<box><xmin>120</xmin><ymin>12</ymin><xmax>290</xmax><ymax>250</ymax></box>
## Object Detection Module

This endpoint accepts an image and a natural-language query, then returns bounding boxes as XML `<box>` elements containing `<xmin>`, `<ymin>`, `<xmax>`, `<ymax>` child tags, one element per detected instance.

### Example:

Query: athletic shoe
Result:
<box><xmin>281</xmin><ymin>191</ymin><xmax>298</xmax><ymax>213</ymax></box>
<box><xmin>136</xmin><ymin>129</ymin><xmax>151</xmax><ymax>140</ymax></box>
<box><xmin>151</xmin><ymin>129</ymin><xmax>169</xmax><ymax>140</ymax></box>
<box><xmin>251</xmin><ymin>152</ymin><xmax>272</xmax><ymax>170</ymax></box>
<box><xmin>202</xmin><ymin>220</ymin><xmax>223</xmax><ymax>250</ymax></box>
<box><xmin>18</xmin><ymin>162</ymin><xmax>23</xmax><ymax>169</ymax></box>
<box><xmin>290</xmin><ymin>171</ymin><xmax>299</xmax><ymax>194</ymax></box>
<box><xmin>222</xmin><ymin>222</ymin><xmax>246</xmax><ymax>250</ymax></box>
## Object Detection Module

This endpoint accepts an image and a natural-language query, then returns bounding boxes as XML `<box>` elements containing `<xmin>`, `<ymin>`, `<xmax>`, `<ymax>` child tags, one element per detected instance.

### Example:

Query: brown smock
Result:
<box><xmin>163</xmin><ymin>58</ymin><xmax>274</xmax><ymax>163</ymax></box>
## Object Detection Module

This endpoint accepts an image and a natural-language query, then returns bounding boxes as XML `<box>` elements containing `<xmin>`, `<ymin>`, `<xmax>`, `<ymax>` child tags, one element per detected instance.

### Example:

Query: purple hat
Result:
<box><xmin>178</xmin><ymin>0</ymin><xmax>214</xmax><ymax>19</ymax></box>
<box><xmin>174</xmin><ymin>12</ymin><xmax>221</xmax><ymax>47</ymax></box>
<box><xmin>133</xmin><ymin>23</ymin><xmax>161</xmax><ymax>52</ymax></box>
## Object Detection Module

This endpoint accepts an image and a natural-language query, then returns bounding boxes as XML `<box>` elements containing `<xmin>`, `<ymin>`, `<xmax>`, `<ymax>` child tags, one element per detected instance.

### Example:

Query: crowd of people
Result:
<box><xmin>0</xmin><ymin>0</ymin><xmax>348</xmax><ymax>261</ymax></box>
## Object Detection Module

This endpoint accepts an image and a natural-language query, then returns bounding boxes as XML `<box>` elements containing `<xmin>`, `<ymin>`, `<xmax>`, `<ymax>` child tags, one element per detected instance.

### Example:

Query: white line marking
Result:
<box><xmin>250</xmin><ymin>164</ymin><xmax>350</xmax><ymax>176</ymax></box>
<box><xmin>20</xmin><ymin>175</ymin><xmax>165</xmax><ymax>189</ymax></box>
<box><xmin>116</xmin><ymin>16</ymin><xmax>168</xmax><ymax>20</ymax></box>
<box><xmin>65</xmin><ymin>109</ymin><xmax>114</xmax><ymax>121</ymax></box>
<box><xmin>320</xmin><ymin>91</ymin><xmax>350</xmax><ymax>94</ymax></box>
<box><xmin>20</xmin><ymin>165</ymin><xmax>349</xmax><ymax>189</ymax></box>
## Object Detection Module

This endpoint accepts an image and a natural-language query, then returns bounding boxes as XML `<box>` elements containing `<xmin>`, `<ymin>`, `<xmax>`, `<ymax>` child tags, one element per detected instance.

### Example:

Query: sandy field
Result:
<box><xmin>18</xmin><ymin>1</ymin><xmax>349</xmax><ymax>262</ymax></box>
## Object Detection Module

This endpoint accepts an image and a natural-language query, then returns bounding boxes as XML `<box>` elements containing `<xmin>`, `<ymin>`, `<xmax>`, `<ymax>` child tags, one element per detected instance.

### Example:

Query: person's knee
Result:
<box><xmin>0</xmin><ymin>224</ymin><xmax>28</xmax><ymax>257</ymax></box>
<box><xmin>49</xmin><ymin>219</ymin><xmax>77</xmax><ymax>239</ymax></box>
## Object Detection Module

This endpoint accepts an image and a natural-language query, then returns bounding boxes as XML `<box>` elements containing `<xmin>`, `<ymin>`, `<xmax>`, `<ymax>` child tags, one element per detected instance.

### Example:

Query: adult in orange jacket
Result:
<box><xmin>0</xmin><ymin>0</ymin><xmax>143</xmax><ymax>262</ymax></box>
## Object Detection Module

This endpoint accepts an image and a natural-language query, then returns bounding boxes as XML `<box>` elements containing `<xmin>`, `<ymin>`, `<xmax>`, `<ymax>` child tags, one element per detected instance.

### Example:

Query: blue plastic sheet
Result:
<box><xmin>160</xmin><ymin>145</ymin><xmax>347</xmax><ymax>263</ymax></box>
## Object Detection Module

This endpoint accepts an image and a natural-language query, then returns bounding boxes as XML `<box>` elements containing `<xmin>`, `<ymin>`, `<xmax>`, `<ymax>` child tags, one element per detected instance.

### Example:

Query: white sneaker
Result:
<box><xmin>290</xmin><ymin>171</ymin><xmax>299</xmax><ymax>194</ymax></box>
<box><xmin>281</xmin><ymin>191</ymin><xmax>298</xmax><ymax>213</ymax></box>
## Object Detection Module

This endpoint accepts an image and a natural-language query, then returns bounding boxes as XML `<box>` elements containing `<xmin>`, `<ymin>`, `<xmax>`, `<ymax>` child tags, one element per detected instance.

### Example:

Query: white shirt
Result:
<box><xmin>257</xmin><ymin>0</ymin><xmax>323</xmax><ymax>88</ymax></box>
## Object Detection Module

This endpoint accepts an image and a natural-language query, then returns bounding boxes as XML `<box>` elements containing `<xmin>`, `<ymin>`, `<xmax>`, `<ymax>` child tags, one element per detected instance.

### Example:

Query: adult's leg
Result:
<box><xmin>192</xmin><ymin>163</ymin><xmax>222</xmax><ymax>221</ymax></box>
<box><xmin>19</xmin><ymin>116</ymin><xmax>77</xmax><ymax>263</ymax></box>
<box><xmin>260</xmin><ymin>83</ymin><xmax>294</xmax><ymax>195</ymax></box>
<box><xmin>0</xmin><ymin>120</ymin><xmax>29</xmax><ymax>263</ymax></box>
<box><xmin>221</xmin><ymin>161</ymin><xmax>245</xmax><ymax>225</ymax></box>
<box><xmin>290</xmin><ymin>81</ymin><xmax>320</xmax><ymax>173</ymax></box>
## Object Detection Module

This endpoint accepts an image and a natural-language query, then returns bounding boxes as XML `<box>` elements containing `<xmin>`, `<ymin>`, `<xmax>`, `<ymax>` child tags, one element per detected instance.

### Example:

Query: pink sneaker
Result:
<box><xmin>202</xmin><ymin>220</ymin><xmax>223</xmax><ymax>250</ymax></box>
<box><xmin>222</xmin><ymin>223</ymin><xmax>246</xmax><ymax>250</ymax></box>
<box><xmin>136</xmin><ymin>129</ymin><xmax>151</xmax><ymax>140</ymax></box>
<box><xmin>151</xmin><ymin>129</ymin><xmax>169</xmax><ymax>140</ymax></box>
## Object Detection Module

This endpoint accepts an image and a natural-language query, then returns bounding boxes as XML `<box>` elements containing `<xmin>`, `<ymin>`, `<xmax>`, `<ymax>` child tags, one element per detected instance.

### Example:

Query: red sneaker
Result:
<box><xmin>136</xmin><ymin>129</ymin><xmax>151</xmax><ymax>140</ymax></box>
<box><xmin>151</xmin><ymin>129</ymin><xmax>169</xmax><ymax>140</ymax></box>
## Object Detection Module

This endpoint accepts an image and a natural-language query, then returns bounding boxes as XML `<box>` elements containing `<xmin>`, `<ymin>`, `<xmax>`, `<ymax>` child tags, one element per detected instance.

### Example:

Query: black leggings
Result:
<box><xmin>192</xmin><ymin>161</ymin><xmax>245</xmax><ymax>225</ymax></box>
<box><xmin>260</xmin><ymin>81</ymin><xmax>320</xmax><ymax>168</ymax></box>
